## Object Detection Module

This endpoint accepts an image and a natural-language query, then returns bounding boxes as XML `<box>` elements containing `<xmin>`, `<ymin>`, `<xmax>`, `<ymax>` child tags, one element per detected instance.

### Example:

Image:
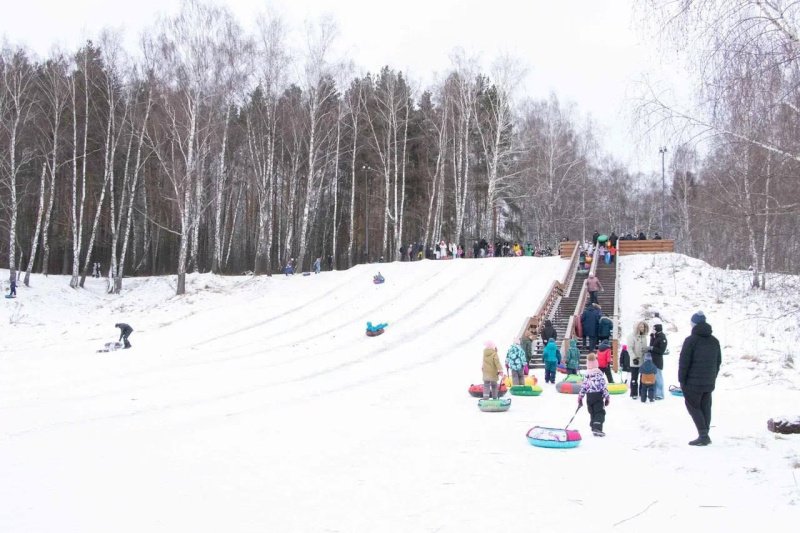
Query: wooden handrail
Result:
<box><xmin>561</xmin><ymin>245</ymin><xmax>597</xmax><ymax>358</ymax></box>
<box><xmin>617</xmin><ymin>239</ymin><xmax>674</xmax><ymax>255</ymax></box>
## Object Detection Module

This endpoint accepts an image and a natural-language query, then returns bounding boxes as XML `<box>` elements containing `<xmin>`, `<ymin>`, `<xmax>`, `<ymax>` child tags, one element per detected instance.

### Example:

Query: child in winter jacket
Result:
<box><xmin>482</xmin><ymin>341</ymin><xmax>504</xmax><ymax>399</ymax></box>
<box><xmin>566</xmin><ymin>338</ymin><xmax>581</xmax><ymax>374</ymax></box>
<box><xmin>505</xmin><ymin>340</ymin><xmax>527</xmax><ymax>386</ymax></box>
<box><xmin>597</xmin><ymin>340</ymin><xmax>614</xmax><ymax>383</ymax></box>
<box><xmin>542</xmin><ymin>338</ymin><xmax>562</xmax><ymax>384</ymax></box>
<box><xmin>639</xmin><ymin>351</ymin><xmax>658</xmax><ymax>402</ymax></box>
<box><xmin>578</xmin><ymin>353</ymin><xmax>611</xmax><ymax>436</ymax></box>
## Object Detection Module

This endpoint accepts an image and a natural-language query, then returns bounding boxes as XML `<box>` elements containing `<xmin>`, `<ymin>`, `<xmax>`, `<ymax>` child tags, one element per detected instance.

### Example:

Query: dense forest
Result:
<box><xmin>2</xmin><ymin>0</ymin><xmax>798</xmax><ymax>294</ymax></box>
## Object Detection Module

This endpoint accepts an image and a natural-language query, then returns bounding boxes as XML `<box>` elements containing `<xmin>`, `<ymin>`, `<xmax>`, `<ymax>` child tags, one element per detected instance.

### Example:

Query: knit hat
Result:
<box><xmin>599</xmin><ymin>340</ymin><xmax>610</xmax><ymax>350</ymax></box>
<box><xmin>484</xmin><ymin>340</ymin><xmax>496</xmax><ymax>350</ymax></box>
<box><xmin>691</xmin><ymin>311</ymin><xmax>706</xmax><ymax>326</ymax></box>
<box><xmin>622</xmin><ymin>344</ymin><xmax>628</xmax><ymax>350</ymax></box>
<box><xmin>586</xmin><ymin>354</ymin><xmax>599</xmax><ymax>370</ymax></box>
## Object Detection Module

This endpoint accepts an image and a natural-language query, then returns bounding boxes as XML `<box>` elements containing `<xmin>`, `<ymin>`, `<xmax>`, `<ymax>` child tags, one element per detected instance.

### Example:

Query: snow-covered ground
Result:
<box><xmin>0</xmin><ymin>254</ymin><xmax>798</xmax><ymax>532</ymax></box>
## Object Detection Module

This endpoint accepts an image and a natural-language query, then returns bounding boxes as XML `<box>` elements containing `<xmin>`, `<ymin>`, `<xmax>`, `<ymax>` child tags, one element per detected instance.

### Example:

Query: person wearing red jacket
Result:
<box><xmin>597</xmin><ymin>340</ymin><xmax>614</xmax><ymax>383</ymax></box>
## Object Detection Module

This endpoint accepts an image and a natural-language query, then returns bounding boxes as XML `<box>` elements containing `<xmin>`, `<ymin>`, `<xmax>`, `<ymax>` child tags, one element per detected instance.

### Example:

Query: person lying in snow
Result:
<box><xmin>366</xmin><ymin>321</ymin><xmax>388</xmax><ymax>332</ymax></box>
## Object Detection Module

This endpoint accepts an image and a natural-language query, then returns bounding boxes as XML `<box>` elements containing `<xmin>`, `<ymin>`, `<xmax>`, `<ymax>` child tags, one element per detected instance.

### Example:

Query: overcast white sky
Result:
<box><xmin>1</xmin><ymin>0</ymin><xmax>678</xmax><ymax>173</ymax></box>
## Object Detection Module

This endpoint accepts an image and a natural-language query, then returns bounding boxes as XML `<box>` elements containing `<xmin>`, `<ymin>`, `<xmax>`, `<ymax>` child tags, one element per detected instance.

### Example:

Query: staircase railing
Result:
<box><xmin>561</xmin><ymin>245</ymin><xmax>598</xmax><ymax>358</ymax></box>
<box><xmin>517</xmin><ymin>247</ymin><xmax>576</xmax><ymax>340</ymax></box>
<box><xmin>561</xmin><ymin>240</ymin><xmax>581</xmax><ymax>297</ymax></box>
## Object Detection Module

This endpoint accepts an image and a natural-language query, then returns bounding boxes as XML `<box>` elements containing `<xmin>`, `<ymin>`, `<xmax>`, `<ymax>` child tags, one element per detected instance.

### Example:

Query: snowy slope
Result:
<box><xmin>1</xmin><ymin>254</ymin><xmax>798</xmax><ymax>532</ymax></box>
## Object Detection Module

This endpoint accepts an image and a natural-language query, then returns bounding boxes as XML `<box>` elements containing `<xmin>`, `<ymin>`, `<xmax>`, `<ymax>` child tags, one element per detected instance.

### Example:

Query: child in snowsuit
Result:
<box><xmin>542</xmin><ymin>338</ymin><xmax>561</xmax><ymax>384</ymax></box>
<box><xmin>505</xmin><ymin>339</ymin><xmax>527</xmax><ymax>386</ymax></box>
<box><xmin>566</xmin><ymin>338</ymin><xmax>581</xmax><ymax>374</ymax></box>
<box><xmin>115</xmin><ymin>323</ymin><xmax>133</xmax><ymax>349</ymax></box>
<box><xmin>578</xmin><ymin>353</ymin><xmax>611</xmax><ymax>436</ymax></box>
<box><xmin>313</xmin><ymin>257</ymin><xmax>321</xmax><ymax>274</ymax></box>
<box><xmin>597</xmin><ymin>340</ymin><xmax>614</xmax><ymax>383</ymax></box>
<box><xmin>9</xmin><ymin>279</ymin><xmax>17</xmax><ymax>297</ymax></box>
<box><xmin>639</xmin><ymin>351</ymin><xmax>658</xmax><ymax>402</ymax></box>
<box><xmin>482</xmin><ymin>341</ymin><xmax>504</xmax><ymax>399</ymax></box>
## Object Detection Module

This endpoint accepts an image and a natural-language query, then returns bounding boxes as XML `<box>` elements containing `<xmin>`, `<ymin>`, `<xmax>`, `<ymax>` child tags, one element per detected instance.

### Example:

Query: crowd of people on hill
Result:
<box><xmin>481</xmin><ymin>307</ymin><xmax>721</xmax><ymax>445</ymax></box>
<box><xmin>398</xmin><ymin>239</ymin><xmax>557</xmax><ymax>261</ymax></box>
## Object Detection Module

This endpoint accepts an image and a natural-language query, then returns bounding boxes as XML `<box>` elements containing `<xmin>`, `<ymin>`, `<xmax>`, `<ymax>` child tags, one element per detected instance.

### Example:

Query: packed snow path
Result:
<box><xmin>1</xmin><ymin>255</ymin><xmax>798</xmax><ymax>531</ymax></box>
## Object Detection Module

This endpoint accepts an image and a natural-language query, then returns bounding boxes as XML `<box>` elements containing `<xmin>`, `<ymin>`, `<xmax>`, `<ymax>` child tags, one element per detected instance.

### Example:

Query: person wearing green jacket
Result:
<box><xmin>482</xmin><ymin>341</ymin><xmax>504</xmax><ymax>399</ymax></box>
<box><xmin>566</xmin><ymin>338</ymin><xmax>581</xmax><ymax>375</ymax></box>
<box><xmin>542</xmin><ymin>338</ymin><xmax>562</xmax><ymax>384</ymax></box>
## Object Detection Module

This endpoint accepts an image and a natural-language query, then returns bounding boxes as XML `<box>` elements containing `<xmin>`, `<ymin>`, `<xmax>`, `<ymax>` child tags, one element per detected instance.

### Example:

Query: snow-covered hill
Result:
<box><xmin>1</xmin><ymin>254</ymin><xmax>798</xmax><ymax>532</ymax></box>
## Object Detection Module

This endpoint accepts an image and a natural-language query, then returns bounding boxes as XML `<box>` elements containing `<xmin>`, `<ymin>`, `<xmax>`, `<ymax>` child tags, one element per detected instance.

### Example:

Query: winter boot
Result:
<box><xmin>688</xmin><ymin>435</ymin><xmax>711</xmax><ymax>446</ymax></box>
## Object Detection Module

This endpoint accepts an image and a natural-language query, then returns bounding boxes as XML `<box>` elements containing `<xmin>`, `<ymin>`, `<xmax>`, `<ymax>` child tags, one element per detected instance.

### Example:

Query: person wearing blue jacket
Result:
<box><xmin>581</xmin><ymin>303</ymin><xmax>601</xmax><ymax>351</ymax></box>
<box><xmin>542</xmin><ymin>338</ymin><xmax>561</xmax><ymax>384</ymax></box>
<box><xmin>505</xmin><ymin>340</ymin><xmax>527</xmax><ymax>386</ymax></box>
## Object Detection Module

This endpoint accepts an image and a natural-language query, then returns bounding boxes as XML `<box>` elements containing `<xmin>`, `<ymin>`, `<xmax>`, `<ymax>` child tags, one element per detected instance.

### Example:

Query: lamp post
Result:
<box><xmin>362</xmin><ymin>165</ymin><xmax>369</xmax><ymax>262</ymax></box>
<box><xmin>659</xmin><ymin>146</ymin><xmax>667</xmax><ymax>235</ymax></box>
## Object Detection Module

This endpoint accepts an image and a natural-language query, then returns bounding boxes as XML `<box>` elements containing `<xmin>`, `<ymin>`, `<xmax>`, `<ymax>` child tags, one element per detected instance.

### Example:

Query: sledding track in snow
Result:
<box><xmin>0</xmin><ymin>258</ymin><xmax>568</xmax><ymax>436</ymax></box>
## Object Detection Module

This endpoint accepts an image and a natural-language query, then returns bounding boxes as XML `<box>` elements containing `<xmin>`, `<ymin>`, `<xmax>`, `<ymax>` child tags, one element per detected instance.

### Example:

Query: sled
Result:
<box><xmin>510</xmin><ymin>385</ymin><xmax>543</xmax><ymax>396</ymax></box>
<box><xmin>557</xmin><ymin>363</ymin><xmax>568</xmax><ymax>374</ymax></box>
<box><xmin>5</xmin><ymin>295</ymin><xmax>16</xmax><ymax>299</ymax></box>
<box><xmin>478</xmin><ymin>398</ymin><xmax>511</xmax><ymax>412</ymax></box>
<box><xmin>302</xmin><ymin>272</ymin><xmax>311</xmax><ymax>276</ymax></box>
<box><xmin>526</xmin><ymin>426</ymin><xmax>582</xmax><ymax>449</ymax></box>
<box><xmin>556</xmin><ymin>381</ymin><xmax>582</xmax><ymax>394</ymax></box>
<box><xmin>366</xmin><ymin>329</ymin><xmax>384</xmax><ymax>337</ymax></box>
<box><xmin>574</xmin><ymin>316</ymin><xmax>583</xmax><ymax>338</ymax></box>
<box><xmin>97</xmin><ymin>341</ymin><xmax>124</xmax><ymax>353</ymax></box>
<box><xmin>468</xmin><ymin>383</ymin><xmax>508</xmax><ymax>398</ymax></box>
<box><xmin>669</xmin><ymin>385</ymin><xmax>684</xmax><ymax>397</ymax></box>
<box><xmin>608</xmin><ymin>383</ymin><xmax>628</xmax><ymax>395</ymax></box>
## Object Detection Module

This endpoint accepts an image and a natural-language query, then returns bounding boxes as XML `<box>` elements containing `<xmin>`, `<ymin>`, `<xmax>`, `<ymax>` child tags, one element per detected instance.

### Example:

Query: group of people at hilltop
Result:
<box><xmin>398</xmin><ymin>239</ymin><xmax>556</xmax><ymax>261</ymax></box>
<box><xmin>480</xmin><ymin>309</ymin><xmax>721</xmax><ymax>446</ymax></box>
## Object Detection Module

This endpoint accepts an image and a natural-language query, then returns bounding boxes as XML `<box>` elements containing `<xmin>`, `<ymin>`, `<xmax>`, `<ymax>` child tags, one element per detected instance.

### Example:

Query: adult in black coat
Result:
<box><xmin>609</xmin><ymin>232</ymin><xmax>618</xmax><ymax>247</ymax></box>
<box><xmin>581</xmin><ymin>303</ymin><xmax>601</xmax><ymax>351</ymax></box>
<box><xmin>650</xmin><ymin>323</ymin><xmax>668</xmax><ymax>399</ymax></box>
<box><xmin>540</xmin><ymin>319</ymin><xmax>557</xmax><ymax>345</ymax></box>
<box><xmin>115</xmin><ymin>323</ymin><xmax>133</xmax><ymax>349</ymax></box>
<box><xmin>591</xmin><ymin>231</ymin><xmax>600</xmax><ymax>246</ymax></box>
<box><xmin>679</xmin><ymin>311</ymin><xmax>722</xmax><ymax>446</ymax></box>
<box><xmin>638</xmin><ymin>231</ymin><xmax>647</xmax><ymax>240</ymax></box>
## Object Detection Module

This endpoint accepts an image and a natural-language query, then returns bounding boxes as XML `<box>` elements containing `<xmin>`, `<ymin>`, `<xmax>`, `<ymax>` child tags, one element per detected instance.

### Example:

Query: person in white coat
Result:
<box><xmin>627</xmin><ymin>320</ymin><xmax>650</xmax><ymax>399</ymax></box>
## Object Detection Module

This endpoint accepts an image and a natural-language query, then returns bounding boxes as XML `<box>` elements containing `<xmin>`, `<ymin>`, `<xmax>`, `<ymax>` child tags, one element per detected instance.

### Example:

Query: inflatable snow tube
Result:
<box><xmin>557</xmin><ymin>363</ymin><xmax>567</xmax><ymax>374</ymax></box>
<box><xmin>468</xmin><ymin>383</ymin><xmax>508</xmax><ymax>398</ymax></box>
<box><xmin>366</xmin><ymin>329</ymin><xmax>385</xmax><ymax>337</ymax></box>
<box><xmin>669</xmin><ymin>385</ymin><xmax>684</xmax><ymax>397</ymax></box>
<box><xmin>504</xmin><ymin>375</ymin><xmax>537</xmax><ymax>388</ymax></box>
<box><xmin>563</xmin><ymin>373</ymin><xmax>583</xmax><ymax>383</ymax></box>
<box><xmin>526</xmin><ymin>426</ymin><xmax>582</xmax><ymax>449</ymax></box>
<box><xmin>510</xmin><ymin>385</ymin><xmax>543</xmax><ymax>396</ymax></box>
<box><xmin>556</xmin><ymin>381</ymin><xmax>582</xmax><ymax>394</ymax></box>
<box><xmin>478</xmin><ymin>398</ymin><xmax>512</xmax><ymax>412</ymax></box>
<box><xmin>373</xmin><ymin>279</ymin><xmax>385</xmax><ymax>284</ymax></box>
<box><xmin>608</xmin><ymin>383</ymin><xmax>628</xmax><ymax>395</ymax></box>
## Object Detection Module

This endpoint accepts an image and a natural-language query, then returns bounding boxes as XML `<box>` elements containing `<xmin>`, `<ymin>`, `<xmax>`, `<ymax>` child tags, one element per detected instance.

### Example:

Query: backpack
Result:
<box><xmin>641</xmin><ymin>372</ymin><xmax>656</xmax><ymax>386</ymax></box>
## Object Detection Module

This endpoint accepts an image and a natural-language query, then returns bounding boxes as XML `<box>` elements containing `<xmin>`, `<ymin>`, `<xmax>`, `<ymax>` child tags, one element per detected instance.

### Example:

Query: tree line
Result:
<box><xmin>5</xmin><ymin>0</ymin><xmax>793</xmax><ymax>296</ymax></box>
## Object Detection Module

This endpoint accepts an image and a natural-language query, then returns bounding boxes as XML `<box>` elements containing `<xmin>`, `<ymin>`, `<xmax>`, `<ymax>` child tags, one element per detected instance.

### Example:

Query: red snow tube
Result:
<box><xmin>574</xmin><ymin>316</ymin><xmax>583</xmax><ymax>338</ymax></box>
<box><xmin>556</xmin><ymin>381</ymin><xmax>583</xmax><ymax>394</ymax></box>
<box><xmin>366</xmin><ymin>329</ymin><xmax>385</xmax><ymax>337</ymax></box>
<box><xmin>468</xmin><ymin>383</ymin><xmax>508</xmax><ymax>398</ymax></box>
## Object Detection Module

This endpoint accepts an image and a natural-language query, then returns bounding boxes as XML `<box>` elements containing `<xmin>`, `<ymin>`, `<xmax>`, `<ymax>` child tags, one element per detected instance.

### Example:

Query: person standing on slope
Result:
<box><xmin>679</xmin><ymin>311</ymin><xmax>722</xmax><ymax>446</ymax></box>
<box><xmin>650</xmin><ymin>323</ymin><xmax>668</xmax><ymax>399</ymax></box>
<box><xmin>115</xmin><ymin>323</ymin><xmax>133</xmax><ymax>349</ymax></box>
<box><xmin>627</xmin><ymin>320</ymin><xmax>650</xmax><ymax>399</ymax></box>
<box><xmin>482</xmin><ymin>341</ymin><xmax>504</xmax><ymax>400</ymax></box>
